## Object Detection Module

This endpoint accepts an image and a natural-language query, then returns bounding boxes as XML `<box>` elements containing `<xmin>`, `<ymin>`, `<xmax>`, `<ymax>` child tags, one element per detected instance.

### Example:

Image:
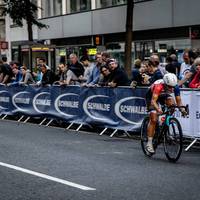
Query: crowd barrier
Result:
<box><xmin>0</xmin><ymin>85</ymin><xmax>199</xmax><ymax>139</ymax></box>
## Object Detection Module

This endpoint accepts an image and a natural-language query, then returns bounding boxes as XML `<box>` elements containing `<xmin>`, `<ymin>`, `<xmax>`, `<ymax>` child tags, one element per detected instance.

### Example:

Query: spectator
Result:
<box><xmin>11</xmin><ymin>66</ymin><xmax>23</xmax><ymax>84</ymax></box>
<box><xmin>188</xmin><ymin>50</ymin><xmax>197</xmax><ymax>66</ymax></box>
<box><xmin>54</xmin><ymin>64</ymin><xmax>63</xmax><ymax>82</ymax></box>
<box><xmin>179</xmin><ymin>51</ymin><xmax>199</xmax><ymax>87</ymax></box>
<box><xmin>0</xmin><ymin>60</ymin><xmax>4</xmax><ymax>80</ymax></box>
<box><xmin>38</xmin><ymin>58</ymin><xmax>50</xmax><ymax>69</ymax></box>
<box><xmin>170</xmin><ymin>54</ymin><xmax>181</xmax><ymax>76</ymax></box>
<box><xmin>189</xmin><ymin>57</ymin><xmax>200</xmax><ymax>88</ymax></box>
<box><xmin>40</xmin><ymin>64</ymin><xmax>55</xmax><ymax>86</ymax></box>
<box><xmin>54</xmin><ymin>63</ymin><xmax>68</xmax><ymax>85</ymax></box>
<box><xmin>32</xmin><ymin>64</ymin><xmax>43</xmax><ymax>83</ymax></box>
<box><xmin>32</xmin><ymin>58</ymin><xmax>50</xmax><ymax>84</ymax></box>
<box><xmin>150</xmin><ymin>54</ymin><xmax>167</xmax><ymax>76</ymax></box>
<box><xmin>19</xmin><ymin>66</ymin><xmax>35</xmax><ymax>85</ymax></box>
<box><xmin>189</xmin><ymin>69</ymin><xmax>200</xmax><ymax>88</ymax></box>
<box><xmin>80</xmin><ymin>56</ymin><xmax>94</xmax><ymax>83</ymax></box>
<box><xmin>0</xmin><ymin>57</ymin><xmax>13</xmax><ymax>84</ymax></box>
<box><xmin>131</xmin><ymin>59</ymin><xmax>143</xmax><ymax>86</ymax></box>
<box><xmin>102</xmin><ymin>52</ymin><xmax>111</xmax><ymax>65</ymax></box>
<box><xmin>179</xmin><ymin>51</ymin><xmax>191</xmax><ymax>81</ymax></box>
<box><xmin>98</xmin><ymin>65</ymin><xmax>111</xmax><ymax>86</ymax></box>
<box><xmin>68</xmin><ymin>54</ymin><xmax>85</xmax><ymax>80</ymax></box>
<box><xmin>12</xmin><ymin>61</ymin><xmax>21</xmax><ymax>70</ymax></box>
<box><xmin>86</xmin><ymin>53</ymin><xmax>103</xmax><ymax>86</ymax></box>
<box><xmin>165</xmin><ymin>56</ymin><xmax>178</xmax><ymax>75</ymax></box>
<box><xmin>143</xmin><ymin>60</ymin><xmax>163</xmax><ymax>85</ymax></box>
<box><xmin>107</xmin><ymin>58</ymin><xmax>130</xmax><ymax>87</ymax></box>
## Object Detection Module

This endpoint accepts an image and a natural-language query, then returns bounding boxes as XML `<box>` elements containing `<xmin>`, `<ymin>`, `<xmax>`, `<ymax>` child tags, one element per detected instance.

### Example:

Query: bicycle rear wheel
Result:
<box><xmin>163</xmin><ymin>118</ymin><xmax>183</xmax><ymax>162</ymax></box>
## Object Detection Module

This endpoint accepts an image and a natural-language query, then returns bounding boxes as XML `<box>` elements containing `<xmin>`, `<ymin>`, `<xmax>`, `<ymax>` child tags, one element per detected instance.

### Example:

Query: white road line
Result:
<box><xmin>0</xmin><ymin>162</ymin><xmax>96</xmax><ymax>191</ymax></box>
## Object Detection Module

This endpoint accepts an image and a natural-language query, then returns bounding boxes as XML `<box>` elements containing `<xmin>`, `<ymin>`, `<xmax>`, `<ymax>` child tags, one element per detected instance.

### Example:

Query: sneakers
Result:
<box><xmin>146</xmin><ymin>143</ymin><xmax>155</xmax><ymax>154</ymax></box>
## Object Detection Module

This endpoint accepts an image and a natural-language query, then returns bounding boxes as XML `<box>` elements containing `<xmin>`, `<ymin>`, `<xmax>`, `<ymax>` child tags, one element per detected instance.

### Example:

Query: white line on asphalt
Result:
<box><xmin>0</xmin><ymin>162</ymin><xmax>96</xmax><ymax>191</ymax></box>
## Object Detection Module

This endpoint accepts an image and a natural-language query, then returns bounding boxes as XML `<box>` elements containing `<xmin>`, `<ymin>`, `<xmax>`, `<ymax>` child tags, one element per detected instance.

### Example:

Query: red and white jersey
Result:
<box><xmin>150</xmin><ymin>79</ymin><xmax>180</xmax><ymax>97</ymax></box>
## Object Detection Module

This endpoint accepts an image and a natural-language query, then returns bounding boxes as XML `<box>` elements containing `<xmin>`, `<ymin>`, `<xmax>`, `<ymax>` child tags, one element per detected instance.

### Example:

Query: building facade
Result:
<box><xmin>0</xmin><ymin>0</ymin><xmax>6</xmax><ymax>57</ymax></box>
<box><xmin>5</xmin><ymin>0</ymin><xmax>200</xmax><ymax>69</ymax></box>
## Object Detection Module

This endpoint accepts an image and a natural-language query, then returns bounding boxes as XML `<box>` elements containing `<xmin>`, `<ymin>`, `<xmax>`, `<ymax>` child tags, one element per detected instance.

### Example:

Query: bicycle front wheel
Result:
<box><xmin>163</xmin><ymin>118</ymin><xmax>183</xmax><ymax>163</ymax></box>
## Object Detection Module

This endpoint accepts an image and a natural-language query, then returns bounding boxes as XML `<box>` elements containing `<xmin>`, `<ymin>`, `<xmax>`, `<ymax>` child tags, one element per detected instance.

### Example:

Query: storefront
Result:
<box><xmin>11</xmin><ymin>43</ymin><xmax>56</xmax><ymax>71</ymax></box>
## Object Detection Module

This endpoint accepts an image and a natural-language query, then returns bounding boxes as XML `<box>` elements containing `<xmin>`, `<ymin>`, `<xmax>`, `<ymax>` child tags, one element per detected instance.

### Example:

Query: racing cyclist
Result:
<box><xmin>145</xmin><ymin>73</ymin><xmax>187</xmax><ymax>154</ymax></box>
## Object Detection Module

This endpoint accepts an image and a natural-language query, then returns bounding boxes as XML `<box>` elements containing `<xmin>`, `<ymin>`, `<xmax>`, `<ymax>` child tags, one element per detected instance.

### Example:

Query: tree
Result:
<box><xmin>124</xmin><ymin>0</ymin><xmax>134</xmax><ymax>78</ymax></box>
<box><xmin>2</xmin><ymin>0</ymin><xmax>47</xmax><ymax>41</ymax></box>
<box><xmin>124</xmin><ymin>0</ymin><xmax>154</xmax><ymax>78</ymax></box>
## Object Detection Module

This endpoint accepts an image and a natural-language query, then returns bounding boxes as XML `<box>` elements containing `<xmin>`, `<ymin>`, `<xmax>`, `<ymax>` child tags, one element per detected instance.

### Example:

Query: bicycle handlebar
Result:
<box><xmin>163</xmin><ymin>105</ymin><xmax>189</xmax><ymax>115</ymax></box>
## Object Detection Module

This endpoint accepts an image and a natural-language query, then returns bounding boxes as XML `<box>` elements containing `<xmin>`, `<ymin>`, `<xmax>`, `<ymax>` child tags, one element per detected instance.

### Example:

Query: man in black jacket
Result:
<box><xmin>107</xmin><ymin>59</ymin><xmax>130</xmax><ymax>87</ymax></box>
<box><xmin>69</xmin><ymin>54</ymin><xmax>84</xmax><ymax>78</ymax></box>
<box><xmin>40</xmin><ymin>64</ymin><xmax>55</xmax><ymax>86</ymax></box>
<box><xmin>0</xmin><ymin>57</ymin><xmax>13</xmax><ymax>84</ymax></box>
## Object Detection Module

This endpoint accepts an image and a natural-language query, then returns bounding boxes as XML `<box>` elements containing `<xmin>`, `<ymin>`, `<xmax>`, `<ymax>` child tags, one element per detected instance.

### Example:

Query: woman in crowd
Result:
<box><xmin>189</xmin><ymin>58</ymin><xmax>200</xmax><ymax>88</ymax></box>
<box><xmin>20</xmin><ymin>66</ymin><xmax>35</xmax><ymax>85</ymax></box>
<box><xmin>98</xmin><ymin>65</ymin><xmax>111</xmax><ymax>86</ymax></box>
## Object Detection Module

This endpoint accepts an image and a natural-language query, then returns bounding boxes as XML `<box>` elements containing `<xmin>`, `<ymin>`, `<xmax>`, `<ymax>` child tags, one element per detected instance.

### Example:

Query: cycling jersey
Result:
<box><xmin>150</xmin><ymin>79</ymin><xmax>180</xmax><ymax>97</ymax></box>
<box><xmin>146</xmin><ymin>79</ymin><xmax>180</xmax><ymax>111</ymax></box>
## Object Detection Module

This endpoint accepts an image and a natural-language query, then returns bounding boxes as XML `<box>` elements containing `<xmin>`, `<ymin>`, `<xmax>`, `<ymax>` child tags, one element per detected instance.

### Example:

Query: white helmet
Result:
<box><xmin>163</xmin><ymin>73</ymin><xmax>178</xmax><ymax>87</ymax></box>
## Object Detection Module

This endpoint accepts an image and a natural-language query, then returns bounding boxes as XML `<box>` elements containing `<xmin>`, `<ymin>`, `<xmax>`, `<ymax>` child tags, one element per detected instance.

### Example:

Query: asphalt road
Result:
<box><xmin>0</xmin><ymin>120</ymin><xmax>199</xmax><ymax>200</ymax></box>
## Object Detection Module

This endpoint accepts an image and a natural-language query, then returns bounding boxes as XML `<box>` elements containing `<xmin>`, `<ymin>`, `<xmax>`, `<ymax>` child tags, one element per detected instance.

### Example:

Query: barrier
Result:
<box><xmin>0</xmin><ymin>85</ymin><xmax>147</xmax><ymax>132</ymax></box>
<box><xmin>185</xmin><ymin>89</ymin><xmax>200</xmax><ymax>150</ymax></box>
<box><xmin>0</xmin><ymin>84</ymin><xmax>199</xmax><ymax>143</ymax></box>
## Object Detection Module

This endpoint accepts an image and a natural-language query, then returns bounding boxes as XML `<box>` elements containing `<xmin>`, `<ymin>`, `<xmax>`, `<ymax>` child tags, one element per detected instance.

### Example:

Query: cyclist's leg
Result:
<box><xmin>145</xmin><ymin>89</ymin><xmax>158</xmax><ymax>153</ymax></box>
<box><xmin>146</xmin><ymin>110</ymin><xmax>158</xmax><ymax>153</ymax></box>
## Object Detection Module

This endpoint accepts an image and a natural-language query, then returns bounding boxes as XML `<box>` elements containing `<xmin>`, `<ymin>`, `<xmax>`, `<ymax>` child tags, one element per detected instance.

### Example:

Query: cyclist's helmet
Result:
<box><xmin>163</xmin><ymin>73</ymin><xmax>178</xmax><ymax>87</ymax></box>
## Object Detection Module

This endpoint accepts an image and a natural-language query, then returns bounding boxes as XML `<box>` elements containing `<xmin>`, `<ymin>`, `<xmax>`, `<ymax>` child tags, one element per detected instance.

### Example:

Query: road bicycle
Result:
<box><xmin>141</xmin><ymin>105</ymin><xmax>188</xmax><ymax>163</ymax></box>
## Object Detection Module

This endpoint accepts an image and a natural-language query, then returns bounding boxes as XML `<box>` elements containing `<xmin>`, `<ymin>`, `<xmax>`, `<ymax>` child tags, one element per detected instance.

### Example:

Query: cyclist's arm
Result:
<box><xmin>175</xmin><ymin>96</ymin><xmax>183</xmax><ymax>107</ymax></box>
<box><xmin>174</xmin><ymin>85</ymin><xmax>187</xmax><ymax>115</ymax></box>
<box><xmin>174</xmin><ymin>85</ymin><xmax>183</xmax><ymax>107</ymax></box>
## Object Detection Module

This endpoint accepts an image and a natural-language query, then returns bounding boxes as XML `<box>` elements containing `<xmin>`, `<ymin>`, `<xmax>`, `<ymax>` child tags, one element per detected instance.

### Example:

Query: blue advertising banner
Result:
<box><xmin>0</xmin><ymin>85</ymin><xmax>148</xmax><ymax>131</ymax></box>
<box><xmin>51</xmin><ymin>85</ymin><xmax>81</xmax><ymax>123</ymax></box>
<box><xmin>11</xmin><ymin>85</ymin><xmax>36</xmax><ymax>116</ymax></box>
<box><xmin>0</xmin><ymin>84</ymin><xmax>12</xmax><ymax>114</ymax></box>
<box><xmin>80</xmin><ymin>87</ymin><xmax>118</xmax><ymax>127</ymax></box>
<box><xmin>114</xmin><ymin>87</ymin><xmax>148</xmax><ymax>131</ymax></box>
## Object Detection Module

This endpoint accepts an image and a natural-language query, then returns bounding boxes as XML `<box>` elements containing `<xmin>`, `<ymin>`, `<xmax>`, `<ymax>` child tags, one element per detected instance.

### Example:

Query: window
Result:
<box><xmin>53</xmin><ymin>0</ymin><xmax>62</xmax><ymax>16</ymax></box>
<box><xmin>96</xmin><ymin>0</ymin><xmax>127</xmax><ymax>9</ymax></box>
<box><xmin>0</xmin><ymin>20</ymin><xmax>5</xmax><ymax>39</ymax></box>
<box><xmin>66</xmin><ymin>0</ymin><xmax>91</xmax><ymax>14</ymax></box>
<box><xmin>41</xmin><ymin>0</ymin><xmax>62</xmax><ymax>18</ymax></box>
<box><xmin>41</xmin><ymin>0</ymin><xmax>51</xmax><ymax>18</ymax></box>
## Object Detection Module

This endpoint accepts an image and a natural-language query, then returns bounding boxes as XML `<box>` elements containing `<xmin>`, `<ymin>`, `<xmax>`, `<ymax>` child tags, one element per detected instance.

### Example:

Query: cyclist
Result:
<box><xmin>145</xmin><ymin>73</ymin><xmax>187</xmax><ymax>154</ymax></box>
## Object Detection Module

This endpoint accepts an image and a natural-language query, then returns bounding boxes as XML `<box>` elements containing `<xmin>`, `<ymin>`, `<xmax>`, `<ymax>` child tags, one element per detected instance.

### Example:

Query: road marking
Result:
<box><xmin>0</xmin><ymin>162</ymin><xmax>96</xmax><ymax>191</ymax></box>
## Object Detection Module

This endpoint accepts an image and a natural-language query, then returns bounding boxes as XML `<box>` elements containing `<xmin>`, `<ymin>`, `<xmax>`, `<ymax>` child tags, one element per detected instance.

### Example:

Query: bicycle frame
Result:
<box><xmin>155</xmin><ymin>105</ymin><xmax>187</xmax><ymax>145</ymax></box>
